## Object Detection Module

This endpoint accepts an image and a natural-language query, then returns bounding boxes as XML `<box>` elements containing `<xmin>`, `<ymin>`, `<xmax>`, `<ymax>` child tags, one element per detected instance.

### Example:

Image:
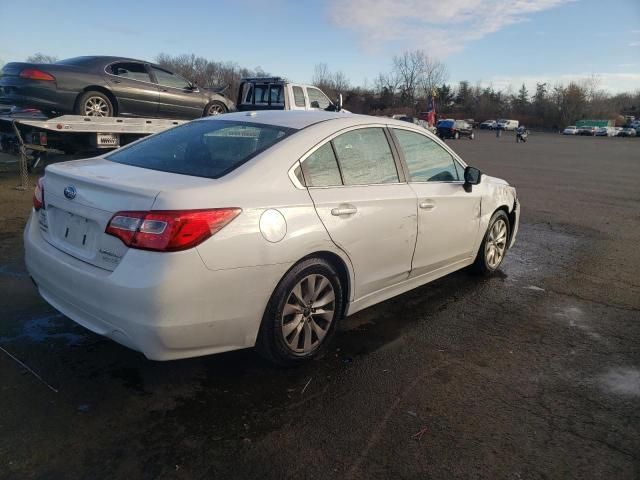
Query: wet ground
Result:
<box><xmin>0</xmin><ymin>131</ymin><xmax>639</xmax><ymax>479</ymax></box>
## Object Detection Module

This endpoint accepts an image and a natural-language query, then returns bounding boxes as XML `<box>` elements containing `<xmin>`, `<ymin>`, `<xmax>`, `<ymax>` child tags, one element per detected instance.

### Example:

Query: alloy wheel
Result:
<box><xmin>83</xmin><ymin>96</ymin><xmax>110</xmax><ymax>116</ymax></box>
<box><xmin>281</xmin><ymin>274</ymin><xmax>335</xmax><ymax>354</ymax></box>
<box><xmin>207</xmin><ymin>104</ymin><xmax>225</xmax><ymax>116</ymax></box>
<box><xmin>485</xmin><ymin>218</ymin><xmax>508</xmax><ymax>269</ymax></box>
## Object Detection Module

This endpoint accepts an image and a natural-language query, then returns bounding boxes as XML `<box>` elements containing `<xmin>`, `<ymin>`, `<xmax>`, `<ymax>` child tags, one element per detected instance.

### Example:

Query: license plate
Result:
<box><xmin>95</xmin><ymin>133</ymin><xmax>120</xmax><ymax>148</ymax></box>
<box><xmin>61</xmin><ymin>212</ymin><xmax>92</xmax><ymax>249</ymax></box>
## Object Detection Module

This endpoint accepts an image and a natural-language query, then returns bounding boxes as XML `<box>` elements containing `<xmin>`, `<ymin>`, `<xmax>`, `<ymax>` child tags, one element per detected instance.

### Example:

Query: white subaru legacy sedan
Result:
<box><xmin>25</xmin><ymin>111</ymin><xmax>519</xmax><ymax>365</ymax></box>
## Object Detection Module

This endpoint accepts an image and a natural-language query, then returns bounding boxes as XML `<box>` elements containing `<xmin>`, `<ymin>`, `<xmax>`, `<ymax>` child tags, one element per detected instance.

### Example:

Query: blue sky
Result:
<box><xmin>0</xmin><ymin>0</ymin><xmax>638</xmax><ymax>93</ymax></box>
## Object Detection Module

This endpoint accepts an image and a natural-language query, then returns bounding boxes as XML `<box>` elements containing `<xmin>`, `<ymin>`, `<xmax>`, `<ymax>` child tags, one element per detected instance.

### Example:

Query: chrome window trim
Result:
<box><xmin>291</xmin><ymin>124</ymin><xmax>406</xmax><ymax>189</ymax></box>
<box><xmin>104</xmin><ymin>62</ymin><xmax>200</xmax><ymax>93</ymax></box>
<box><xmin>287</xmin><ymin>162</ymin><xmax>305</xmax><ymax>189</ymax></box>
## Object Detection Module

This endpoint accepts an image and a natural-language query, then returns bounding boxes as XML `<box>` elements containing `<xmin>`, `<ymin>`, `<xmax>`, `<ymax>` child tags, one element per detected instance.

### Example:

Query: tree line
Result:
<box><xmin>17</xmin><ymin>52</ymin><xmax>640</xmax><ymax>128</ymax></box>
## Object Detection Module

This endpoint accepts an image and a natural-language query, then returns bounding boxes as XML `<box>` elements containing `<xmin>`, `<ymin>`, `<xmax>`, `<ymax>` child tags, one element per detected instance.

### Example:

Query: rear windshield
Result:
<box><xmin>107</xmin><ymin>120</ymin><xmax>295</xmax><ymax>179</ymax></box>
<box><xmin>55</xmin><ymin>57</ymin><xmax>98</xmax><ymax>66</ymax></box>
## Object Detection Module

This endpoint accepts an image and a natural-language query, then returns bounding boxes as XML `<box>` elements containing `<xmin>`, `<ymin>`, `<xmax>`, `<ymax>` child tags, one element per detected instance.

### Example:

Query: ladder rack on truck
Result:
<box><xmin>0</xmin><ymin>114</ymin><xmax>188</xmax><ymax>190</ymax></box>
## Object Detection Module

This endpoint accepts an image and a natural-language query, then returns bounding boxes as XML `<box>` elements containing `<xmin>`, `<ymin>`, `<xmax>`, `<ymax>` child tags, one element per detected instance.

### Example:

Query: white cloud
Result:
<box><xmin>328</xmin><ymin>0</ymin><xmax>571</xmax><ymax>55</ymax></box>
<box><xmin>469</xmin><ymin>72</ymin><xmax>640</xmax><ymax>94</ymax></box>
<box><xmin>629</xmin><ymin>41</ymin><xmax>640</xmax><ymax>47</ymax></box>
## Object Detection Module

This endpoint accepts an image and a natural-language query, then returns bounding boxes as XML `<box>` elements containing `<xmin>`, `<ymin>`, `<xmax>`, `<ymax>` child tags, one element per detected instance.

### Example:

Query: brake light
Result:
<box><xmin>20</xmin><ymin>68</ymin><xmax>55</xmax><ymax>81</ymax></box>
<box><xmin>33</xmin><ymin>177</ymin><xmax>45</xmax><ymax>210</ymax></box>
<box><xmin>105</xmin><ymin>209</ymin><xmax>241</xmax><ymax>252</ymax></box>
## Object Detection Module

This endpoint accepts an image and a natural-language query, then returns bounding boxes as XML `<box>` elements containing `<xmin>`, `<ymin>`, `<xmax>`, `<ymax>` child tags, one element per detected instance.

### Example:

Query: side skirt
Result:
<box><xmin>345</xmin><ymin>257</ymin><xmax>474</xmax><ymax>316</ymax></box>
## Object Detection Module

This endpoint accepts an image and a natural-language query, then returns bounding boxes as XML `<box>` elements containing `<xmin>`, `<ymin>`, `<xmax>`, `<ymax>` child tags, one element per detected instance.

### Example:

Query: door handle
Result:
<box><xmin>419</xmin><ymin>201</ymin><xmax>436</xmax><ymax>210</ymax></box>
<box><xmin>331</xmin><ymin>205</ymin><xmax>358</xmax><ymax>216</ymax></box>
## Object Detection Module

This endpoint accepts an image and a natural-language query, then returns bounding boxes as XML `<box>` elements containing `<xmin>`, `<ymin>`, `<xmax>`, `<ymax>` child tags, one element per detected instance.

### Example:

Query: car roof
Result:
<box><xmin>57</xmin><ymin>55</ymin><xmax>154</xmax><ymax>66</ymax></box>
<box><xmin>200</xmin><ymin>110</ymin><xmax>401</xmax><ymax>130</ymax></box>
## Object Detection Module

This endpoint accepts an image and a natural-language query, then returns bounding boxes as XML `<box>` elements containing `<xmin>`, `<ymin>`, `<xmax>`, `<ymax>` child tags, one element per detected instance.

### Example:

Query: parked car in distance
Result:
<box><xmin>437</xmin><ymin>119</ymin><xmax>475</xmax><ymax>139</ymax></box>
<box><xmin>497</xmin><ymin>119</ymin><xmax>519</xmax><ymax>130</ymax></box>
<box><xmin>480</xmin><ymin>120</ymin><xmax>497</xmax><ymax>130</ymax></box>
<box><xmin>563</xmin><ymin>125</ymin><xmax>578</xmax><ymax>135</ymax></box>
<box><xmin>24</xmin><ymin>110</ymin><xmax>519</xmax><ymax>365</ymax></box>
<box><xmin>578</xmin><ymin>126</ymin><xmax>597</xmax><ymax>136</ymax></box>
<box><xmin>237</xmin><ymin>77</ymin><xmax>342</xmax><ymax>113</ymax></box>
<box><xmin>465</xmin><ymin>119</ymin><xmax>477</xmax><ymax>129</ymax></box>
<box><xmin>0</xmin><ymin>56</ymin><xmax>235</xmax><ymax>119</ymax></box>
<box><xmin>391</xmin><ymin>115</ymin><xmax>430</xmax><ymax>130</ymax></box>
<box><xmin>595</xmin><ymin>127</ymin><xmax>610</xmax><ymax>136</ymax></box>
<box><xmin>618</xmin><ymin>128</ymin><xmax>636</xmax><ymax>137</ymax></box>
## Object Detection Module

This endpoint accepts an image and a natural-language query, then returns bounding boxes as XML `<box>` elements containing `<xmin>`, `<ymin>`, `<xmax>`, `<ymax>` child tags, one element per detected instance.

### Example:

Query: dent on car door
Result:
<box><xmin>104</xmin><ymin>62</ymin><xmax>159</xmax><ymax>116</ymax></box>
<box><xmin>391</xmin><ymin>128</ymin><xmax>481</xmax><ymax>277</ymax></box>
<box><xmin>301</xmin><ymin>127</ymin><xmax>417</xmax><ymax>299</ymax></box>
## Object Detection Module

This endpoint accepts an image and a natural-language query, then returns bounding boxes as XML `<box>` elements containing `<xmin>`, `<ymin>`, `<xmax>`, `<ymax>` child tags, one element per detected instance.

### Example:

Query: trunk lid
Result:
<box><xmin>40</xmin><ymin>157</ymin><xmax>209</xmax><ymax>271</ymax></box>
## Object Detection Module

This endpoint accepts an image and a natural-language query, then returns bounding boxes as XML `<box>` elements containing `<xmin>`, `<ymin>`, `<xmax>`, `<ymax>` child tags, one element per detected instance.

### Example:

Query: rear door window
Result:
<box><xmin>107</xmin><ymin>121</ymin><xmax>294</xmax><ymax>179</ymax></box>
<box><xmin>332</xmin><ymin>128</ymin><xmax>399</xmax><ymax>185</ymax></box>
<box><xmin>301</xmin><ymin>143</ymin><xmax>342</xmax><ymax>187</ymax></box>
<box><xmin>109</xmin><ymin>62</ymin><xmax>151</xmax><ymax>83</ymax></box>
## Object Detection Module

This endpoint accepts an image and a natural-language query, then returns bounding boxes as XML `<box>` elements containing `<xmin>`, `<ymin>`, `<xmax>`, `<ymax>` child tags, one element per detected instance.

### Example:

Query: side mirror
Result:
<box><xmin>336</xmin><ymin>93</ymin><xmax>343</xmax><ymax>112</ymax></box>
<box><xmin>464</xmin><ymin>166</ymin><xmax>482</xmax><ymax>191</ymax></box>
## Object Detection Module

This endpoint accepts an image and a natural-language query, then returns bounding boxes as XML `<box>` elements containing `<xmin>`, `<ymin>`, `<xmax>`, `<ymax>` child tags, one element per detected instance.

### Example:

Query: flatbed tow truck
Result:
<box><xmin>0</xmin><ymin>76</ymin><xmax>341</xmax><ymax>190</ymax></box>
<box><xmin>0</xmin><ymin>112</ymin><xmax>187</xmax><ymax>190</ymax></box>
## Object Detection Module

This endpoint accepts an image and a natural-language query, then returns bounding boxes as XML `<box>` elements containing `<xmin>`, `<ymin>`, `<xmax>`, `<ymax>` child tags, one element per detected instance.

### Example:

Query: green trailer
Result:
<box><xmin>575</xmin><ymin>119</ymin><xmax>614</xmax><ymax>128</ymax></box>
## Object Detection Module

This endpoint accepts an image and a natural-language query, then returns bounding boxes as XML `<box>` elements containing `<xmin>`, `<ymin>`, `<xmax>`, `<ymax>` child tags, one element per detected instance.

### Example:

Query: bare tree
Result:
<box><xmin>392</xmin><ymin>50</ymin><xmax>425</xmax><ymax>106</ymax></box>
<box><xmin>155</xmin><ymin>53</ymin><xmax>268</xmax><ymax>95</ymax></box>
<box><xmin>312</xmin><ymin>63</ymin><xmax>331</xmax><ymax>88</ymax></box>
<box><xmin>418</xmin><ymin>54</ymin><xmax>448</xmax><ymax>100</ymax></box>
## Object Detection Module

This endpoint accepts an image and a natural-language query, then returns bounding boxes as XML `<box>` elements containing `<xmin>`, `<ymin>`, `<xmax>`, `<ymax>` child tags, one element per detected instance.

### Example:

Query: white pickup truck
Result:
<box><xmin>236</xmin><ymin>77</ymin><xmax>344</xmax><ymax>112</ymax></box>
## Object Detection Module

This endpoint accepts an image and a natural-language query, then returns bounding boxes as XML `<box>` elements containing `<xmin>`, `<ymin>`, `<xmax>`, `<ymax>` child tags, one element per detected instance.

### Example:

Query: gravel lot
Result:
<box><xmin>0</xmin><ymin>131</ymin><xmax>639</xmax><ymax>479</ymax></box>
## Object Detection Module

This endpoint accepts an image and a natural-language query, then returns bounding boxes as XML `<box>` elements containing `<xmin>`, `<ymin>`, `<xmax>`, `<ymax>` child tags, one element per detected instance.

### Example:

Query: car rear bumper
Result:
<box><xmin>0</xmin><ymin>81</ymin><xmax>76</xmax><ymax>112</ymax></box>
<box><xmin>24</xmin><ymin>212</ymin><xmax>290</xmax><ymax>360</ymax></box>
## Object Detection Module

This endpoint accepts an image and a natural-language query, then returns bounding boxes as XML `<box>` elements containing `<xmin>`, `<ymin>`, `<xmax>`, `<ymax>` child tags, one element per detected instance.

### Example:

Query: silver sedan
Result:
<box><xmin>24</xmin><ymin>111</ymin><xmax>519</xmax><ymax>365</ymax></box>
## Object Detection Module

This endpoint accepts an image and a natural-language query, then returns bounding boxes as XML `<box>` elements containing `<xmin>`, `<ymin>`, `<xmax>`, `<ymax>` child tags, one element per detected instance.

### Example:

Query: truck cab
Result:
<box><xmin>237</xmin><ymin>77</ymin><xmax>341</xmax><ymax>112</ymax></box>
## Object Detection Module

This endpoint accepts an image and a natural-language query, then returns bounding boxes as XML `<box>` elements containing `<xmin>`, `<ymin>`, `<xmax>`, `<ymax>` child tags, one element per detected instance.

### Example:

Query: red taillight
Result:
<box><xmin>19</xmin><ymin>68</ymin><xmax>55</xmax><ymax>81</ymax></box>
<box><xmin>33</xmin><ymin>177</ymin><xmax>45</xmax><ymax>211</ymax></box>
<box><xmin>105</xmin><ymin>209</ymin><xmax>241</xmax><ymax>252</ymax></box>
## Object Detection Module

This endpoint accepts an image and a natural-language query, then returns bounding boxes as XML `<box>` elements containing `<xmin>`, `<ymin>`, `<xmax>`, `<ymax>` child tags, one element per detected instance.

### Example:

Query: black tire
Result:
<box><xmin>470</xmin><ymin>132</ymin><xmax>475</xmax><ymax>140</ymax></box>
<box><xmin>472</xmin><ymin>210</ymin><xmax>511</xmax><ymax>275</ymax></box>
<box><xmin>204</xmin><ymin>100</ymin><xmax>227</xmax><ymax>116</ymax></box>
<box><xmin>454</xmin><ymin>132</ymin><xmax>460</xmax><ymax>140</ymax></box>
<box><xmin>75</xmin><ymin>91</ymin><xmax>114</xmax><ymax>117</ymax></box>
<box><xmin>256</xmin><ymin>258</ymin><xmax>344</xmax><ymax>366</ymax></box>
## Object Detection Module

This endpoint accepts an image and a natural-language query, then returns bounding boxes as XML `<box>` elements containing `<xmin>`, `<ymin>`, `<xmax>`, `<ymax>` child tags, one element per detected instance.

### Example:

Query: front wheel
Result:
<box><xmin>454</xmin><ymin>132</ymin><xmax>460</xmax><ymax>140</ymax></box>
<box><xmin>256</xmin><ymin>258</ymin><xmax>343</xmax><ymax>366</ymax></box>
<box><xmin>470</xmin><ymin>132</ymin><xmax>475</xmax><ymax>140</ymax></box>
<box><xmin>472</xmin><ymin>211</ymin><xmax>510</xmax><ymax>275</ymax></box>
<box><xmin>76</xmin><ymin>91</ymin><xmax>114</xmax><ymax>117</ymax></box>
<box><xmin>204</xmin><ymin>100</ymin><xmax>227</xmax><ymax>116</ymax></box>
